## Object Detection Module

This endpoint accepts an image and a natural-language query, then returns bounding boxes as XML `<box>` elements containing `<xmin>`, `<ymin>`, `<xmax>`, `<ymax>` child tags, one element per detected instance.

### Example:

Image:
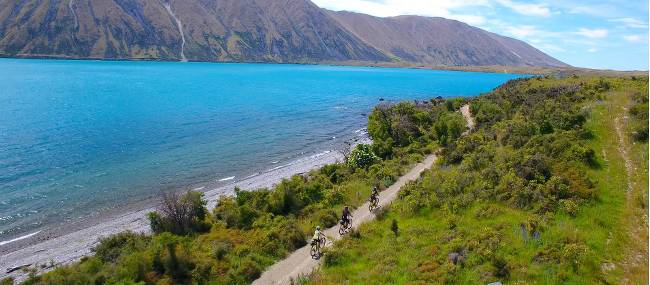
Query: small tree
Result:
<box><xmin>347</xmin><ymin>144</ymin><xmax>379</xmax><ymax>169</ymax></box>
<box><xmin>148</xmin><ymin>190</ymin><xmax>211</xmax><ymax>235</ymax></box>
<box><xmin>434</xmin><ymin>112</ymin><xmax>466</xmax><ymax>146</ymax></box>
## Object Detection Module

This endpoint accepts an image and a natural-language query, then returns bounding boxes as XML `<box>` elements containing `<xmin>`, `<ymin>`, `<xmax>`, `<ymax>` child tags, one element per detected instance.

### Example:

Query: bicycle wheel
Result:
<box><xmin>310</xmin><ymin>245</ymin><xmax>318</xmax><ymax>259</ymax></box>
<box><xmin>319</xmin><ymin>236</ymin><xmax>326</xmax><ymax>248</ymax></box>
<box><xmin>369</xmin><ymin>200</ymin><xmax>378</xmax><ymax>212</ymax></box>
<box><xmin>339</xmin><ymin>223</ymin><xmax>347</xmax><ymax>235</ymax></box>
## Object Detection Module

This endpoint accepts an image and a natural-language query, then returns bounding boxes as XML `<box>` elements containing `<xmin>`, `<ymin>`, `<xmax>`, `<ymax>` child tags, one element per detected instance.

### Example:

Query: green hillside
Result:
<box><xmin>307</xmin><ymin>76</ymin><xmax>649</xmax><ymax>284</ymax></box>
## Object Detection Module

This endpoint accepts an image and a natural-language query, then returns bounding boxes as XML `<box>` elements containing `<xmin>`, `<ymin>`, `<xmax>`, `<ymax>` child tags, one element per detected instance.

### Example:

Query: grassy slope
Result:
<box><xmin>307</xmin><ymin>76</ymin><xmax>648</xmax><ymax>285</ymax></box>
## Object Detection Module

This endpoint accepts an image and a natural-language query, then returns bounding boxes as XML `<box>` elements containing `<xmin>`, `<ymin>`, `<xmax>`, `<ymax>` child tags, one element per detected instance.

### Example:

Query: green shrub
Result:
<box><xmin>475</xmin><ymin>204</ymin><xmax>501</xmax><ymax>219</ymax></box>
<box><xmin>349</xmin><ymin>228</ymin><xmax>362</xmax><ymax>239</ymax></box>
<box><xmin>562</xmin><ymin>243</ymin><xmax>589</xmax><ymax>271</ymax></box>
<box><xmin>234</xmin><ymin>256</ymin><xmax>262</xmax><ymax>281</ymax></box>
<box><xmin>368</xmin><ymin>102</ymin><xmax>437</xmax><ymax>157</ymax></box>
<box><xmin>391</xmin><ymin>219</ymin><xmax>399</xmax><ymax>236</ymax></box>
<box><xmin>92</xmin><ymin>231</ymin><xmax>149</xmax><ymax>262</ymax></box>
<box><xmin>323</xmin><ymin>248</ymin><xmax>345</xmax><ymax>267</ymax></box>
<box><xmin>212</xmin><ymin>239</ymin><xmax>233</xmax><ymax>260</ymax></box>
<box><xmin>163</xmin><ymin>242</ymin><xmax>193</xmax><ymax>281</ymax></box>
<box><xmin>471</xmin><ymin>99</ymin><xmax>505</xmax><ymax>126</ymax></box>
<box><xmin>322</xmin><ymin>187</ymin><xmax>346</xmax><ymax>207</ymax></box>
<box><xmin>267</xmin><ymin>218</ymin><xmax>307</xmax><ymax>252</ymax></box>
<box><xmin>560</xmin><ymin>199</ymin><xmax>579</xmax><ymax>217</ymax></box>
<box><xmin>491</xmin><ymin>255</ymin><xmax>510</xmax><ymax>278</ymax></box>
<box><xmin>434</xmin><ymin>112</ymin><xmax>466</xmax><ymax>146</ymax></box>
<box><xmin>347</xmin><ymin>144</ymin><xmax>379</xmax><ymax>169</ymax></box>
<box><xmin>316</xmin><ymin>208</ymin><xmax>339</xmax><ymax>228</ymax></box>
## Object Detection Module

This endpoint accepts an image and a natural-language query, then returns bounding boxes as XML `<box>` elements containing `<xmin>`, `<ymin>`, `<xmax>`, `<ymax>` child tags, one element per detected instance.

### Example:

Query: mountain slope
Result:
<box><xmin>0</xmin><ymin>0</ymin><xmax>567</xmax><ymax>67</ymax></box>
<box><xmin>327</xmin><ymin>11</ymin><xmax>567</xmax><ymax>67</ymax></box>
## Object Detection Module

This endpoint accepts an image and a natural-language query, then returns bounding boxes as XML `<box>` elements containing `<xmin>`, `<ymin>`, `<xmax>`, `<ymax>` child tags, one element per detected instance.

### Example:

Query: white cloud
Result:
<box><xmin>610</xmin><ymin>18</ymin><xmax>649</xmax><ymax>29</ymax></box>
<box><xmin>537</xmin><ymin>43</ymin><xmax>566</xmax><ymax>53</ymax></box>
<box><xmin>563</xmin><ymin>2</ymin><xmax>636</xmax><ymax>19</ymax></box>
<box><xmin>311</xmin><ymin>0</ymin><xmax>490</xmax><ymax>18</ymax></box>
<box><xmin>575</xmin><ymin>28</ymin><xmax>608</xmax><ymax>39</ymax></box>
<box><xmin>587</xmin><ymin>48</ymin><xmax>598</xmax><ymax>52</ymax></box>
<box><xmin>504</xmin><ymin>25</ymin><xmax>540</xmax><ymax>38</ymax></box>
<box><xmin>498</xmin><ymin>25</ymin><xmax>563</xmax><ymax>40</ymax></box>
<box><xmin>623</xmin><ymin>35</ymin><xmax>644</xmax><ymax>43</ymax></box>
<box><xmin>496</xmin><ymin>0</ymin><xmax>551</xmax><ymax>17</ymax></box>
<box><xmin>568</xmin><ymin>5</ymin><xmax>609</xmax><ymax>17</ymax></box>
<box><xmin>453</xmin><ymin>15</ymin><xmax>487</xmax><ymax>26</ymax></box>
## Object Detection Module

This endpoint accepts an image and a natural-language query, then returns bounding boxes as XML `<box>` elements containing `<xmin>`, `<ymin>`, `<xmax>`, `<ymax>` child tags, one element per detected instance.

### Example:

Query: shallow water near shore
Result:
<box><xmin>0</xmin><ymin>59</ymin><xmax>525</xmax><ymax>243</ymax></box>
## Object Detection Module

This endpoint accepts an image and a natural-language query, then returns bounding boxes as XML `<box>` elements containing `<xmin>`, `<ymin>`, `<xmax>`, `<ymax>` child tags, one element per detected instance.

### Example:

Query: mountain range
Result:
<box><xmin>0</xmin><ymin>0</ymin><xmax>568</xmax><ymax>67</ymax></box>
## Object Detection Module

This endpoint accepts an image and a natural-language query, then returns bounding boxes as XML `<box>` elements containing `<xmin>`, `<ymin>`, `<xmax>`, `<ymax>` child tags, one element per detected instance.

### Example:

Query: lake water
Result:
<box><xmin>0</xmin><ymin>59</ymin><xmax>525</xmax><ymax>242</ymax></box>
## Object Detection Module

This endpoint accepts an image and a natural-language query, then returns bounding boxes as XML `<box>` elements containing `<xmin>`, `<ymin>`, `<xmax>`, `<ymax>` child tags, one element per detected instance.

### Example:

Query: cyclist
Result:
<box><xmin>370</xmin><ymin>186</ymin><xmax>379</xmax><ymax>203</ymax></box>
<box><xmin>342</xmin><ymin>206</ymin><xmax>353</xmax><ymax>226</ymax></box>
<box><xmin>311</xmin><ymin>226</ymin><xmax>324</xmax><ymax>258</ymax></box>
<box><xmin>311</xmin><ymin>226</ymin><xmax>323</xmax><ymax>248</ymax></box>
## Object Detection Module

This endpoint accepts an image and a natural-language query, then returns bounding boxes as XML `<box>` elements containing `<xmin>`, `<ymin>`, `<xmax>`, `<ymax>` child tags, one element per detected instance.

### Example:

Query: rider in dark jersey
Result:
<box><xmin>342</xmin><ymin>206</ymin><xmax>352</xmax><ymax>225</ymax></box>
<box><xmin>370</xmin><ymin>186</ymin><xmax>379</xmax><ymax>202</ymax></box>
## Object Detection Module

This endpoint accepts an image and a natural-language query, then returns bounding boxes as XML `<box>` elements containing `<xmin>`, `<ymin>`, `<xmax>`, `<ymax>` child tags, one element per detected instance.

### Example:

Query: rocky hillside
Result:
<box><xmin>0</xmin><ymin>0</ymin><xmax>568</xmax><ymax>67</ymax></box>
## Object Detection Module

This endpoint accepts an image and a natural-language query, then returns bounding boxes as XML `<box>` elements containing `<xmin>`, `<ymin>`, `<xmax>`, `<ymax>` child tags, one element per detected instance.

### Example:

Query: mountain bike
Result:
<box><xmin>369</xmin><ymin>194</ymin><xmax>379</xmax><ymax>212</ymax></box>
<box><xmin>339</xmin><ymin>218</ymin><xmax>352</xmax><ymax>235</ymax></box>
<box><xmin>310</xmin><ymin>234</ymin><xmax>326</xmax><ymax>259</ymax></box>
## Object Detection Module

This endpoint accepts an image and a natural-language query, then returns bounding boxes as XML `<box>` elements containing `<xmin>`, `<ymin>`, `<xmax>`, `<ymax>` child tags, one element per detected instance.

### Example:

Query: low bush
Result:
<box><xmin>390</xmin><ymin>219</ymin><xmax>399</xmax><ymax>236</ymax></box>
<box><xmin>346</xmin><ymin>144</ymin><xmax>379</xmax><ymax>169</ymax></box>
<box><xmin>212</xmin><ymin>239</ymin><xmax>233</xmax><ymax>260</ymax></box>
<box><xmin>148</xmin><ymin>191</ymin><xmax>211</xmax><ymax>235</ymax></box>
<box><xmin>322</xmin><ymin>248</ymin><xmax>345</xmax><ymax>267</ymax></box>
<box><xmin>92</xmin><ymin>231</ymin><xmax>150</xmax><ymax>263</ymax></box>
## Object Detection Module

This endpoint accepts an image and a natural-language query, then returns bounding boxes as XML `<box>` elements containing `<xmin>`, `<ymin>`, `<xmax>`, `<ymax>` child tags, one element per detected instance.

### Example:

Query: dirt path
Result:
<box><xmin>460</xmin><ymin>104</ymin><xmax>475</xmax><ymax>131</ymax></box>
<box><xmin>253</xmin><ymin>105</ymin><xmax>474</xmax><ymax>285</ymax></box>
<box><xmin>613</xmin><ymin>106</ymin><xmax>648</xmax><ymax>284</ymax></box>
<box><xmin>252</xmin><ymin>154</ymin><xmax>438</xmax><ymax>285</ymax></box>
<box><xmin>614</xmin><ymin>110</ymin><xmax>634</xmax><ymax>193</ymax></box>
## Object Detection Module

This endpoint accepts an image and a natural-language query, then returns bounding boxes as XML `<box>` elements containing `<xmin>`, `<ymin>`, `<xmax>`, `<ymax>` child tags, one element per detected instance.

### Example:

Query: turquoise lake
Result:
<box><xmin>0</xmin><ymin>59</ymin><xmax>525</xmax><ymax>241</ymax></box>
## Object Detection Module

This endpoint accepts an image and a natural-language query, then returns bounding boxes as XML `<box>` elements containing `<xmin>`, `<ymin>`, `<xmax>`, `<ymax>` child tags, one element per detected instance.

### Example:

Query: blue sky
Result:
<box><xmin>312</xmin><ymin>0</ymin><xmax>649</xmax><ymax>70</ymax></box>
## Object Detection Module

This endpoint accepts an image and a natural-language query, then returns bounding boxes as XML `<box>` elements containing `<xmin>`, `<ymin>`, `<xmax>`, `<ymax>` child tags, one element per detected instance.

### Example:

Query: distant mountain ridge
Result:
<box><xmin>0</xmin><ymin>0</ymin><xmax>568</xmax><ymax>67</ymax></box>
<box><xmin>328</xmin><ymin>11</ymin><xmax>567</xmax><ymax>67</ymax></box>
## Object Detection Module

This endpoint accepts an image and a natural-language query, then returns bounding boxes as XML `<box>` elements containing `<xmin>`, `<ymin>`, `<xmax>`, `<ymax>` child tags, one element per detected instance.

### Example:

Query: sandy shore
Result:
<box><xmin>0</xmin><ymin>134</ymin><xmax>370</xmax><ymax>282</ymax></box>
